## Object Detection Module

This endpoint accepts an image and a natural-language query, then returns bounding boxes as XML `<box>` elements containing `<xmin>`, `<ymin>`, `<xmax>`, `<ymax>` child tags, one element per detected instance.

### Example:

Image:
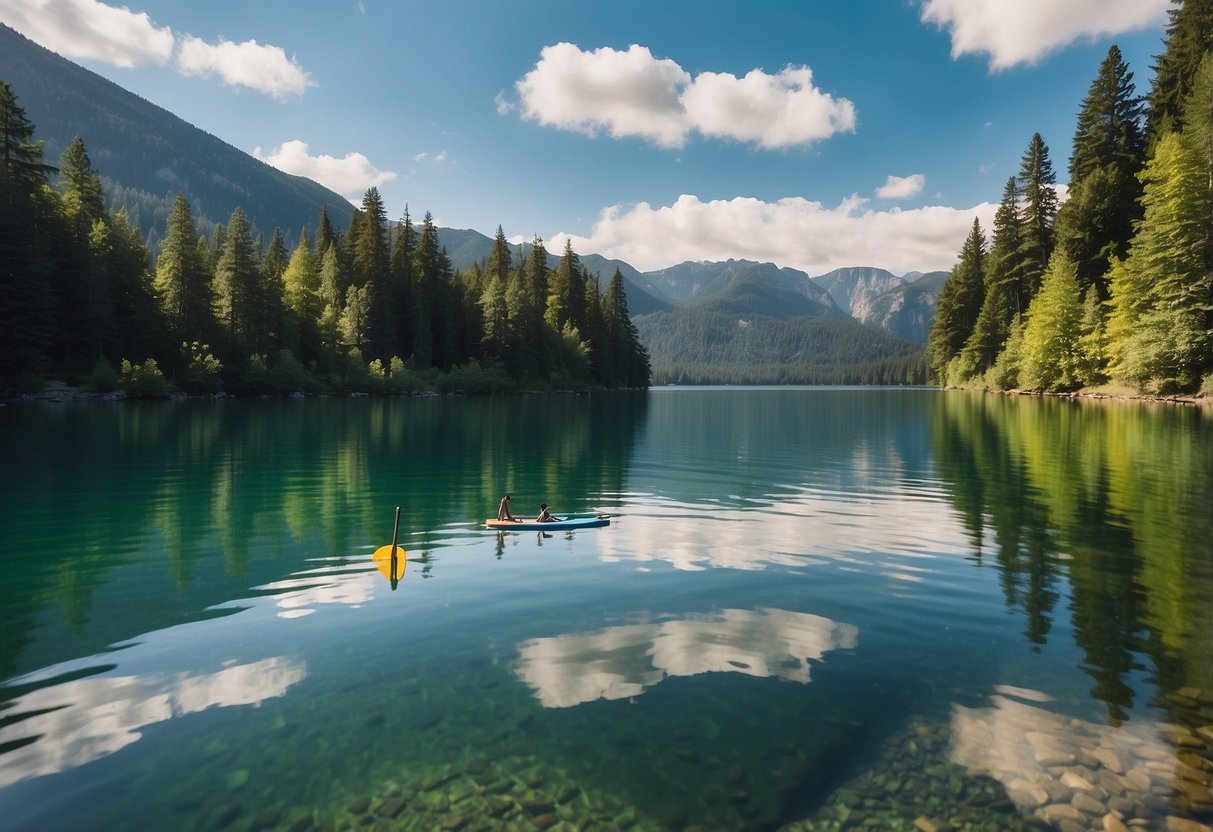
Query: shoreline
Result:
<box><xmin>944</xmin><ymin>385</ymin><xmax>1210</xmax><ymax>408</ymax></box>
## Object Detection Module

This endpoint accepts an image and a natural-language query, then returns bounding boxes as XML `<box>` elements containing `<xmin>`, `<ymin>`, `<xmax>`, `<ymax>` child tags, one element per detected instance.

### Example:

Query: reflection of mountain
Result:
<box><xmin>0</xmin><ymin>654</ymin><xmax>306</xmax><ymax>788</ymax></box>
<box><xmin>931</xmin><ymin>393</ymin><xmax>1213</xmax><ymax>724</ymax></box>
<box><xmin>515</xmin><ymin>608</ymin><xmax>857</xmax><ymax>708</ymax></box>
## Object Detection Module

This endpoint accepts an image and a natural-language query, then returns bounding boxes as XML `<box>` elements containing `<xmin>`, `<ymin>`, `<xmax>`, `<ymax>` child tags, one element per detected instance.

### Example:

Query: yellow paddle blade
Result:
<box><xmin>375</xmin><ymin>555</ymin><xmax>406</xmax><ymax>582</ymax></box>
<box><xmin>372</xmin><ymin>544</ymin><xmax>405</xmax><ymax>561</ymax></box>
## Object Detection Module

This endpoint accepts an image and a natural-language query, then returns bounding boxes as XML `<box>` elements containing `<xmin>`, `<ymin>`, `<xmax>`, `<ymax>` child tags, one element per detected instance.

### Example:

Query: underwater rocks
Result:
<box><xmin>781</xmin><ymin>686</ymin><xmax>1213</xmax><ymax>832</ymax></box>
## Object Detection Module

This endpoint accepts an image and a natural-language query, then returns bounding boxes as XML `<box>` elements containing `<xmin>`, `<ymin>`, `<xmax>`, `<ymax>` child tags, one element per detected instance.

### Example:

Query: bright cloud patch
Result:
<box><xmin>683</xmin><ymin>66</ymin><xmax>856</xmax><ymax>148</ymax></box>
<box><xmin>876</xmin><ymin>174</ymin><xmax>925</xmax><ymax>199</ymax></box>
<box><xmin>176</xmin><ymin>36</ymin><xmax>314</xmax><ymax>98</ymax></box>
<box><xmin>0</xmin><ymin>0</ymin><xmax>174</xmax><ymax>68</ymax></box>
<box><xmin>514</xmin><ymin>43</ymin><xmax>854</xmax><ymax>149</ymax></box>
<box><xmin>254</xmin><ymin>140</ymin><xmax>396</xmax><ymax>198</ymax></box>
<box><xmin>551</xmin><ymin>194</ymin><xmax>997</xmax><ymax>276</ymax></box>
<box><xmin>921</xmin><ymin>0</ymin><xmax>1170</xmax><ymax>70</ymax></box>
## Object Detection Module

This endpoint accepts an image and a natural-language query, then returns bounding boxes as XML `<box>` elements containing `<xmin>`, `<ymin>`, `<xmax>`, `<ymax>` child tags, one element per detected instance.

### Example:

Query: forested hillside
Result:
<box><xmin>0</xmin><ymin>24</ymin><xmax>354</xmax><ymax>247</ymax></box>
<box><xmin>928</xmin><ymin>5</ymin><xmax>1213</xmax><ymax>396</ymax></box>
<box><xmin>0</xmin><ymin>83</ymin><xmax>650</xmax><ymax>395</ymax></box>
<box><xmin>635</xmin><ymin>271</ymin><xmax>927</xmax><ymax>384</ymax></box>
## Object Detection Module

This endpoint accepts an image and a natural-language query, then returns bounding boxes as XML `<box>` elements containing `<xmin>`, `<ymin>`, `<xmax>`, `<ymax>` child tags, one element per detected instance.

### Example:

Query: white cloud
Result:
<box><xmin>254</xmin><ymin>140</ymin><xmax>397</xmax><ymax>198</ymax></box>
<box><xmin>513</xmin><ymin>43</ymin><xmax>855</xmax><ymax>149</ymax></box>
<box><xmin>682</xmin><ymin>66</ymin><xmax>856</xmax><ymax>148</ymax></box>
<box><xmin>176</xmin><ymin>35</ymin><xmax>314</xmax><ymax>98</ymax></box>
<box><xmin>921</xmin><ymin>0</ymin><xmax>1170</xmax><ymax>70</ymax></box>
<box><xmin>0</xmin><ymin>0</ymin><xmax>174</xmax><ymax>68</ymax></box>
<box><xmin>494</xmin><ymin>90</ymin><xmax>515</xmax><ymax>115</ymax></box>
<box><xmin>552</xmin><ymin>193</ymin><xmax>997</xmax><ymax>276</ymax></box>
<box><xmin>876</xmin><ymin>173</ymin><xmax>925</xmax><ymax>199</ymax></box>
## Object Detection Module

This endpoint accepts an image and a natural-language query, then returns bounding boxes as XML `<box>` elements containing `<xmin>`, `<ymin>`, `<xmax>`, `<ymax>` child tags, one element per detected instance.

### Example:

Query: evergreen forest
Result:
<box><xmin>928</xmin><ymin>2</ymin><xmax>1213</xmax><ymax>397</ymax></box>
<box><xmin>0</xmin><ymin>82</ymin><xmax>651</xmax><ymax>396</ymax></box>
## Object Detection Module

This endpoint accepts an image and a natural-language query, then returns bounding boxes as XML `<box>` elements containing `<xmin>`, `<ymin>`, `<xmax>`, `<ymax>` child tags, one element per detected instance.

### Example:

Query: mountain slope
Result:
<box><xmin>813</xmin><ymin>267</ymin><xmax>906</xmax><ymax>320</ymax></box>
<box><xmin>860</xmin><ymin>271</ymin><xmax>947</xmax><ymax>343</ymax></box>
<box><xmin>0</xmin><ymin>24</ymin><xmax>355</xmax><ymax>242</ymax></box>
<box><xmin>637</xmin><ymin>259</ymin><xmax>843</xmax><ymax>313</ymax></box>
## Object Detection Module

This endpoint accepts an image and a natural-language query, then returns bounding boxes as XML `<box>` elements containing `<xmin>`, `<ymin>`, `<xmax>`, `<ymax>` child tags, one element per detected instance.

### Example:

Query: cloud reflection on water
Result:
<box><xmin>594</xmin><ymin>487</ymin><xmax>968</xmax><ymax>575</ymax></box>
<box><xmin>0</xmin><ymin>655</ymin><xmax>306</xmax><ymax>788</ymax></box>
<box><xmin>516</xmin><ymin>607</ymin><xmax>857</xmax><ymax>708</ymax></box>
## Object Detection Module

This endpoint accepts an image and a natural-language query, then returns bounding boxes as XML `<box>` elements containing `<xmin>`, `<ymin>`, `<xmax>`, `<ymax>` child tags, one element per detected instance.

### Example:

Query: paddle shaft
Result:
<box><xmin>390</xmin><ymin>506</ymin><xmax>400</xmax><ymax>560</ymax></box>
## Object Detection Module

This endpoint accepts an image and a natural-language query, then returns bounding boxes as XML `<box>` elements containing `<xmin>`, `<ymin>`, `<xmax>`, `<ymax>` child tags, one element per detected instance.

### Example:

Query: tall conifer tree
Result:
<box><xmin>155</xmin><ymin>193</ymin><xmax>213</xmax><ymax>347</ymax></box>
<box><xmin>927</xmin><ymin>217</ymin><xmax>986</xmax><ymax>380</ymax></box>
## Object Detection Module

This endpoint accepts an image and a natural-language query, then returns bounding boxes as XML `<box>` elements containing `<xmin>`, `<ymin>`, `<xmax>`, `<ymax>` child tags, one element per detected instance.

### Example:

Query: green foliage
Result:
<box><xmin>178</xmin><ymin>341</ymin><xmax>222</xmax><ymax>395</ymax></box>
<box><xmin>1020</xmin><ymin>252</ymin><xmax>1085</xmax><ymax>391</ymax></box>
<box><xmin>434</xmin><ymin>358</ymin><xmax>516</xmax><ymax>394</ymax></box>
<box><xmin>985</xmin><ymin>316</ymin><xmax>1024</xmax><ymax>390</ymax></box>
<box><xmin>927</xmin><ymin>218</ymin><xmax>986</xmax><ymax>379</ymax></box>
<box><xmin>386</xmin><ymin>356</ymin><xmax>423</xmax><ymax>393</ymax></box>
<box><xmin>1112</xmin><ymin>309</ymin><xmax>1208</xmax><ymax>394</ymax></box>
<box><xmin>267</xmin><ymin>349</ymin><xmax>319</xmax><ymax>395</ymax></box>
<box><xmin>120</xmin><ymin>357</ymin><xmax>169</xmax><ymax>398</ymax></box>
<box><xmin>1147</xmin><ymin>0</ymin><xmax>1213</xmax><ymax>141</ymax></box>
<box><xmin>87</xmin><ymin>356</ymin><xmax>120</xmax><ymax>392</ymax></box>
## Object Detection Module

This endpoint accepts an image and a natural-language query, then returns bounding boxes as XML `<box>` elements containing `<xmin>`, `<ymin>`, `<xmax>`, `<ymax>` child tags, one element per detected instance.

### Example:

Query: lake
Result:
<box><xmin>0</xmin><ymin>388</ymin><xmax>1211</xmax><ymax>832</ymax></box>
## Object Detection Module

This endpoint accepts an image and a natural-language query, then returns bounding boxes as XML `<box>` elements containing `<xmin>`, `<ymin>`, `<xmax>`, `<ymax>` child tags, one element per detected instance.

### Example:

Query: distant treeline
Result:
<box><xmin>0</xmin><ymin>81</ymin><xmax>650</xmax><ymax>395</ymax></box>
<box><xmin>637</xmin><ymin>307</ymin><xmax>928</xmax><ymax>386</ymax></box>
<box><xmin>928</xmin><ymin>3</ymin><xmax>1213</xmax><ymax>396</ymax></box>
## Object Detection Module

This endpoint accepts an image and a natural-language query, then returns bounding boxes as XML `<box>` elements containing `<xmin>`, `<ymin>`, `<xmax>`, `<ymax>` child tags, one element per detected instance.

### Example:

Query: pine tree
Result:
<box><xmin>58</xmin><ymin>135</ymin><xmax>105</xmax><ymax>230</ymax></box>
<box><xmin>316</xmin><ymin>205</ymin><xmax>336</xmax><ymax>258</ymax></box>
<box><xmin>94</xmin><ymin>209</ymin><xmax>163</xmax><ymax>363</ymax></box>
<box><xmin>546</xmin><ymin>239</ymin><xmax>584</xmax><ymax>331</ymax></box>
<box><xmin>603</xmin><ymin>268</ymin><xmax>650</xmax><ymax>387</ymax></box>
<box><xmin>212</xmin><ymin>207</ymin><xmax>258</xmax><ymax>348</ymax></box>
<box><xmin>317</xmin><ymin>245</ymin><xmax>342</xmax><ymax>351</ymax></box>
<box><xmin>486</xmin><ymin>226</ymin><xmax>512</xmax><ymax>289</ymax></box>
<box><xmin>1057</xmin><ymin>45</ymin><xmax>1146</xmax><ymax>298</ymax></box>
<box><xmin>1147</xmin><ymin>0</ymin><xmax>1213</xmax><ymax>143</ymax></box>
<box><xmin>1070</xmin><ymin>46</ymin><xmax>1146</xmax><ymax>184</ymax></box>
<box><xmin>1107</xmin><ymin>131</ymin><xmax>1211</xmax><ymax>390</ymax></box>
<box><xmin>962</xmin><ymin>179</ymin><xmax>1027</xmax><ymax>375</ymax></box>
<box><xmin>390</xmin><ymin>209</ymin><xmax>415</xmax><ymax>363</ymax></box>
<box><xmin>56</xmin><ymin>136</ymin><xmax>110</xmax><ymax>366</ymax></box>
<box><xmin>1020</xmin><ymin>251</ymin><xmax>1085</xmax><ymax>391</ymax></box>
<box><xmin>480</xmin><ymin>273</ymin><xmax>509</xmax><ymax>359</ymax></box>
<box><xmin>410</xmin><ymin>213</ymin><xmax>441</xmax><ymax>368</ymax></box>
<box><xmin>1016</xmin><ymin>133</ymin><xmax>1058</xmax><ymax>304</ymax></box>
<box><xmin>155</xmin><ymin>194</ymin><xmax>212</xmax><ymax>346</ymax></box>
<box><xmin>351</xmin><ymin>188</ymin><xmax>391</xmax><ymax>359</ymax></box>
<box><xmin>927</xmin><ymin>217</ymin><xmax>986</xmax><ymax>381</ymax></box>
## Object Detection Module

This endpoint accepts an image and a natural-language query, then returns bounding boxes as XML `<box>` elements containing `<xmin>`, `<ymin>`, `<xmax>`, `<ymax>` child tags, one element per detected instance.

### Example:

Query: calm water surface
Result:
<box><xmin>0</xmin><ymin>389</ymin><xmax>1210</xmax><ymax>832</ymax></box>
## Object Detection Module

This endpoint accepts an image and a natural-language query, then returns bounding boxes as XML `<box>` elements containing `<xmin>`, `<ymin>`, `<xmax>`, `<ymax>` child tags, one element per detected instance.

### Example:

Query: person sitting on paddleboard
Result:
<box><xmin>498</xmin><ymin>494</ymin><xmax>519</xmax><ymax>522</ymax></box>
<box><xmin>537</xmin><ymin>503</ymin><xmax>562</xmax><ymax>522</ymax></box>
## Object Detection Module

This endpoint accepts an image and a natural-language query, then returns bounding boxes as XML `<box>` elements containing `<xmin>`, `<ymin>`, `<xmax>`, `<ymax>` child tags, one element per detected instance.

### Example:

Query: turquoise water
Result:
<box><xmin>0</xmin><ymin>389</ymin><xmax>1210</xmax><ymax>831</ymax></box>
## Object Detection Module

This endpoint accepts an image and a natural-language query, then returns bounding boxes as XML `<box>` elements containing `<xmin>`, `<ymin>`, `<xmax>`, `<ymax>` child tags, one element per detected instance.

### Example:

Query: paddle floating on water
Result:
<box><xmin>372</xmin><ymin>506</ymin><xmax>406</xmax><ymax>588</ymax></box>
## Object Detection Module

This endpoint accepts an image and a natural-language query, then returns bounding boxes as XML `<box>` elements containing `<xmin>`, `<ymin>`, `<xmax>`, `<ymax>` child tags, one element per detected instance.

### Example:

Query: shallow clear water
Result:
<box><xmin>0</xmin><ymin>389</ymin><xmax>1210</xmax><ymax>832</ymax></box>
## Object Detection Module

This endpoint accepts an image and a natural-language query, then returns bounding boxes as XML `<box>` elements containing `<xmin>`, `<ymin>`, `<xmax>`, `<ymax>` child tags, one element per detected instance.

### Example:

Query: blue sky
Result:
<box><xmin>0</xmin><ymin>0</ymin><xmax>1171</xmax><ymax>276</ymax></box>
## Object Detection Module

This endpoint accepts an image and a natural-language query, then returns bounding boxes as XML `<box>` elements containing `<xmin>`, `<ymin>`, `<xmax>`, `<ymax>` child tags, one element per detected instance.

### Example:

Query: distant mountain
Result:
<box><xmin>433</xmin><ymin>228</ymin><xmax>671</xmax><ymax>316</ymax></box>
<box><xmin>636</xmin><ymin>259</ymin><xmax>843</xmax><ymax>313</ymax></box>
<box><xmin>859</xmin><ymin>271</ymin><xmax>947</xmax><ymax>343</ymax></box>
<box><xmin>0</xmin><ymin>24</ymin><xmax>355</xmax><ymax>245</ymax></box>
<box><xmin>691</xmin><ymin>267</ymin><xmax>842</xmax><ymax>319</ymax></box>
<box><xmin>813</xmin><ymin>267</ymin><xmax>906</xmax><ymax>321</ymax></box>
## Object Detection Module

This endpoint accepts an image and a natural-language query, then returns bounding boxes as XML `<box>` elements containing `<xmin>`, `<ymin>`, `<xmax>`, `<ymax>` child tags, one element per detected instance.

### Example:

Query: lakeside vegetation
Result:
<box><xmin>0</xmin><ymin>83</ymin><xmax>650</xmax><ymax>396</ymax></box>
<box><xmin>928</xmin><ymin>4</ymin><xmax>1213</xmax><ymax>398</ymax></box>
